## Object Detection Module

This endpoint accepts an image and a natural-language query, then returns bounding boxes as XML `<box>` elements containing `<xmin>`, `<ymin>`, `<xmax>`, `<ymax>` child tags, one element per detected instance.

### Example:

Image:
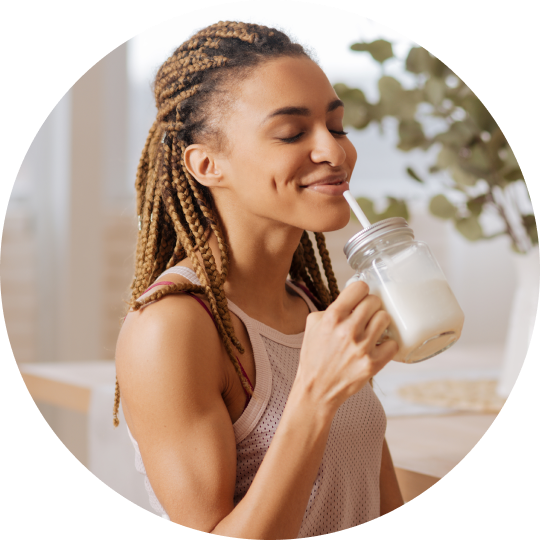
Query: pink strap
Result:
<box><xmin>291</xmin><ymin>281</ymin><xmax>323</xmax><ymax>311</ymax></box>
<box><xmin>143</xmin><ymin>281</ymin><xmax>176</xmax><ymax>294</ymax></box>
<box><xmin>123</xmin><ymin>282</ymin><xmax>179</xmax><ymax>322</ymax></box>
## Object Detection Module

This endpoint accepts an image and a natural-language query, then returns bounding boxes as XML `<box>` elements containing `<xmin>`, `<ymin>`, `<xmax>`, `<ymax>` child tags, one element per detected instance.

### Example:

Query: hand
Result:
<box><xmin>295</xmin><ymin>281</ymin><xmax>398</xmax><ymax>414</ymax></box>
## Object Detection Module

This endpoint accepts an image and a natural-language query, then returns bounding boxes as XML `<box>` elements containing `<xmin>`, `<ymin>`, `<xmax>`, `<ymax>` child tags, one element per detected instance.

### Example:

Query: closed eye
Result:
<box><xmin>279</xmin><ymin>129</ymin><xmax>348</xmax><ymax>144</ymax></box>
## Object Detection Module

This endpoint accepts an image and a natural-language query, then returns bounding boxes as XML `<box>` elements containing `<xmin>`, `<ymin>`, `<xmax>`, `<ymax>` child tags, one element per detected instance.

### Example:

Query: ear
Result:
<box><xmin>183</xmin><ymin>144</ymin><xmax>224</xmax><ymax>188</ymax></box>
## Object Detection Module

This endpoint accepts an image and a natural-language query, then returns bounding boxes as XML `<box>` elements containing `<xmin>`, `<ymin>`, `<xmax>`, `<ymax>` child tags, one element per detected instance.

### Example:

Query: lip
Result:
<box><xmin>300</xmin><ymin>174</ymin><xmax>349</xmax><ymax>196</ymax></box>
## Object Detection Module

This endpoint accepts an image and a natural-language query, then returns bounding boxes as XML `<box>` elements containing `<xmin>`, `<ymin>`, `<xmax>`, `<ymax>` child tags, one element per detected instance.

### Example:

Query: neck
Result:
<box><xmin>206</xmin><ymin>218</ymin><xmax>305</xmax><ymax>321</ymax></box>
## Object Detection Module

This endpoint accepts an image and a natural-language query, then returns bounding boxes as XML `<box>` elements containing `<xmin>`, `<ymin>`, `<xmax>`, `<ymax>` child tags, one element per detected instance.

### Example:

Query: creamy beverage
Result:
<box><xmin>372</xmin><ymin>279</ymin><xmax>465</xmax><ymax>363</ymax></box>
<box><xmin>343</xmin><ymin>213</ymin><xmax>465</xmax><ymax>364</ymax></box>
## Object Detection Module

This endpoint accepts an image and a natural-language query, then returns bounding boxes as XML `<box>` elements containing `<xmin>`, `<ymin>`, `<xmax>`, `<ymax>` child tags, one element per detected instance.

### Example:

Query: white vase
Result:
<box><xmin>497</xmin><ymin>245</ymin><xmax>540</xmax><ymax>398</ymax></box>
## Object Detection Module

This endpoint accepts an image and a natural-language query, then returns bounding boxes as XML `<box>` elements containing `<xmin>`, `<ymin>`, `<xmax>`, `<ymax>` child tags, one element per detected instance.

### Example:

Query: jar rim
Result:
<box><xmin>343</xmin><ymin>217</ymin><xmax>413</xmax><ymax>262</ymax></box>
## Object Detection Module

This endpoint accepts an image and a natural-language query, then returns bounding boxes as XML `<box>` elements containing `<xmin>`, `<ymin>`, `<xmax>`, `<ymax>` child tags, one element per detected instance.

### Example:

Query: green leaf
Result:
<box><xmin>467</xmin><ymin>144</ymin><xmax>491</xmax><ymax>173</ymax></box>
<box><xmin>425</xmin><ymin>77</ymin><xmax>445</xmax><ymax>107</ymax></box>
<box><xmin>350</xmin><ymin>39</ymin><xmax>394</xmax><ymax>63</ymax></box>
<box><xmin>434</xmin><ymin>121</ymin><xmax>476</xmax><ymax>149</ymax></box>
<box><xmin>455</xmin><ymin>216</ymin><xmax>484</xmax><ymax>241</ymax></box>
<box><xmin>467</xmin><ymin>195</ymin><xmax>486</xmax><ymax>217</ymax></box>
<box><xmin>451</xmin><ymin>165</ymin><xmax>478</xmax><ymax>186</ymax></box>
<box><xmin>397</xmin><ymin>119</ymin><xmax>425</xmax><ymax>151</ymax></box>
<box><xmin>406</xmin><ymin>167</ymin><xmax>424</xmax><ymax>183</ymax></box>
<box><xmin>523</xmin><ymin>214</ymin><xmax>538</xmax><ymax>245</ymax></box>
<box><xmin>378</xmin><ymin>76</ymin><xmax>404</xmax><ymax>117</ymax></box>
<box><xmin>405</xmin><ymin>47</ymin><xmax>431</xmax><ymax>74</ymax></box>
<box><xmin>354</xmin><ymin>197</ymin><xmax>377</xmax><ymax>223</ymax></box>
<box><xmin>504</xmin><ymin>168</ymin><xmax>524</xmax><ymax>182</ymax></box>
<box><xmin>460</xmin><ymin>94</ymin><xmax>495</xmax><ymax>132</ymax></box>
<box><xmin>352</xmin><ymin>197</ymin><xmax>409</xmax><ymax>223</ymax></box>
<box><xmin>437</xmin><ymin>146</ymin><xmax>458</xmax><ymax>169</ymax></box>
<box><xmin>429</xmin><ymin>57</ymin><xmax>450</xmax><ymax>78</ymax></box>
<box><xmin>342</xmin><ymin>101</ymin><xmax>372</xmax><ymax>130</ymax></box>
<box><xmin>379</xmin><ymin>197</ymin><xmax>410</xmax><ymax>221</ymax></box>
<box><xmin>429</xmin><ymin>194</ymin><xmax>457</xmax><ymax>219</ymax></box>
<box><xmin>378</xmin><ymin>75</ymin><xmax>402</xmax><ymax>97</ymax></box>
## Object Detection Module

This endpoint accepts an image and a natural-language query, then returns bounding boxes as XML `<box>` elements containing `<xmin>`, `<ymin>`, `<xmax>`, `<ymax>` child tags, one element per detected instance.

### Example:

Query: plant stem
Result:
<box><xmin>485</xmin><ymin>189</ymin><xmax>517</xmax><ymax>245</ymax></box>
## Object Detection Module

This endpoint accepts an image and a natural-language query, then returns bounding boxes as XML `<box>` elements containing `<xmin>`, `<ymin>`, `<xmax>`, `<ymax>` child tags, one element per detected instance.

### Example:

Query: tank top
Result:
<box><xmin>126</xmin><ymin>267</ymin><xmax>387</xmax><ymax>537</ymax></box>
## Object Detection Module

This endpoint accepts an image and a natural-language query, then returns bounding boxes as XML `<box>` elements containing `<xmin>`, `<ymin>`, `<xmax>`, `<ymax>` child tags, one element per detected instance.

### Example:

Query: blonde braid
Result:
<box><xmin>314</xmin><ymin>232</ymin><xmax>340</xmax><ymax>302</ymax></box>
<box><xmin>300</xmin><ymin>232</ymin><xmax>332</xmax><ymax>307</ymax></box>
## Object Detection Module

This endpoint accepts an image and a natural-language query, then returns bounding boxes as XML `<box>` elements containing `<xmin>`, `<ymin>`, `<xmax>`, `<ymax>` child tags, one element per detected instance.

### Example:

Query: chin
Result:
<box><xmin>303</xmin><ymin>203</ymin><xmax>351</xmax><ymax>233</ymax></box>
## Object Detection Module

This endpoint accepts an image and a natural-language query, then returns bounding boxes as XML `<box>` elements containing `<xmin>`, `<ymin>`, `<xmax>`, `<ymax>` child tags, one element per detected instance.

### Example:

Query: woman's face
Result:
<box><xmin>196</xmin><ymin>56</ymin><xmax>357</xmax><ymax>233</ymax></box>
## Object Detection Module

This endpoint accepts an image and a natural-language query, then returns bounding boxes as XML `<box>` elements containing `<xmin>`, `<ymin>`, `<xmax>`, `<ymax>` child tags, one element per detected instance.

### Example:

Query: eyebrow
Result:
<box><xmin>262</xmin><ymin>99</ymin><xmax>344</xmax><ymax>124</ymax></box>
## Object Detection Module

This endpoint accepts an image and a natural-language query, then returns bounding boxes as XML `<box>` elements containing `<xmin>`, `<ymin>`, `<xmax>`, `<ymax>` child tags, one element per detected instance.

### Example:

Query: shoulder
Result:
<box><xmin>116</xmin><ymin>275</ymin><xmax>228</xmax><ymax>433</ymax></box>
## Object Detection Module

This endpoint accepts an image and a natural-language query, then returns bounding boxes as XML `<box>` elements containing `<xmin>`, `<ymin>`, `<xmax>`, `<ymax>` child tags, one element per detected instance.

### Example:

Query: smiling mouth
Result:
<box><xmin>300</xmin><ymin>176</ymin><xmax>348</xmax><ymax>188</ymax></box>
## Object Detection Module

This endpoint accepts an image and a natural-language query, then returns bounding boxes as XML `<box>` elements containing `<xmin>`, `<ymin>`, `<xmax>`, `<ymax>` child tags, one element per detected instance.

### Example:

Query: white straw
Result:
<box><xmin>344</xmin><ymin>190</ymin><xmax>371</xmax><ymax>229</ymax></box>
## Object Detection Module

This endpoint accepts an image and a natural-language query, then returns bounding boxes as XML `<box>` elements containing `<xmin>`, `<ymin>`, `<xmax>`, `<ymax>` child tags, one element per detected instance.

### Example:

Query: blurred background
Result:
<box><xmin>3</xmin><ymin>4</ymin><xmax>537</xmax><ymax>513</ymax></box>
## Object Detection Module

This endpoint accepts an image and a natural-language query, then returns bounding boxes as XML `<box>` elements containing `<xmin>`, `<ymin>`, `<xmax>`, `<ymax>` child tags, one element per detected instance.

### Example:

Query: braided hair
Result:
<box><xmin>113</xmin><ymin>21</ymin><xmax>340</xmax><ymax>427</ymax></box>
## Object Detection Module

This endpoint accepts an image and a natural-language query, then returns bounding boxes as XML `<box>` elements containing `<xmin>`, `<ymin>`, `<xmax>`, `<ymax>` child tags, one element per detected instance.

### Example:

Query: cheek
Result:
<box><xmin>343</xmin><ymin>138</ymin><xmax>358</xmax><ymax>170</ymax></box>
<box><xmin>230</xmin><ymin>145</ymin><xmax>302</xmax><ymax>197</ymax></box>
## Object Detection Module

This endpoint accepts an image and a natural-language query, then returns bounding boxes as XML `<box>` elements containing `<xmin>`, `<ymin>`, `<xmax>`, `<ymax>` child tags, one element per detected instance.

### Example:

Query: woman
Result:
<box><xmin>115</xmin><ymin>21</ymin><xmax>403</xmax><ymax>539</ymax></box>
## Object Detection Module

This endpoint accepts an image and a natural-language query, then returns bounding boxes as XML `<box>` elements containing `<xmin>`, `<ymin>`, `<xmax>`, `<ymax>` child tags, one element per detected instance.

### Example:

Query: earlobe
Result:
<box><xmin>183</xmin><ymin>144</ymin><xmax>223</xmax><ymax>187</ymax></box>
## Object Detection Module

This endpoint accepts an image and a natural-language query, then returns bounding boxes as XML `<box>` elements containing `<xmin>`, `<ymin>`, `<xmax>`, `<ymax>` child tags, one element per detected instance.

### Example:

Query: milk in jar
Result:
<box><xmin>344</xmin><ymin>218</ymin><xmax>465</xmax><ymax>363</ymax></box>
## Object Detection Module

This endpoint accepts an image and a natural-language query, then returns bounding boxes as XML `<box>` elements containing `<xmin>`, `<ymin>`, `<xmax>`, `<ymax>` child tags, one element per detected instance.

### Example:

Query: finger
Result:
<box><xmin>363</xmin><ymin>309</ymin><xmax>393</xmax><ymax>350</ymax></box>
<box><xmin>371</xmin><ymin>339</ymin><xmax>399</xmax><ymax>364</ymax></box>
<box><xmin>347</xmin><ymin>294</ymin><xmax>383</xmax><ymax>339</ymax></box>
<box><xmin>326</xmin><ymin>280</ymin><xmax>369</xmax><ymax>321</ymax></box>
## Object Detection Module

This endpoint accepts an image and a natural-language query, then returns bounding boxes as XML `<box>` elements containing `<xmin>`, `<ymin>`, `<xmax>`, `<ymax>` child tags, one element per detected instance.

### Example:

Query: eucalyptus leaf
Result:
<box><xmin>502</xmin><ymin>146</ymin><xmax>519</xmax><ymax>170</ymax></box>
<box><xmin>434</xmin><ymin>121</ymin><xmax>476</xmax><ymax>149</ymax></box>
<box><xmin>350</xmin><ymin>39</ymin><xmax>394</xmax><ymax>63</ymax></box>
<box><xmin>429</xmin><ymin>57</ymin><xmax>450</xmax><ymax>78</ymax></box>
<box><xmin>467</xmin><ymin>144</ymin><xmax>491</xmax><ymax>173</ymax></box>
<box><xmin>460</xmin><ymin>94</ymin><xmax>495</xmax><ymax>132</ymax></box>
<box><xmin>406</xmin><ymin>167</ymin><xmax>424</xmax><ymax>183</ymax></box>
<box><xmin>504</xmin><ymin>168</ymin><xmax>524</xmax><ymax>182</ymax></box>
<box><xmin>429</xmin><ymin>194</ymin><xmax>457</xmax><ymax>219</ymax></box>
<box><xmin>455</xmin><ymin>216</ymin><xmax>484</xmax><ymax>241</ymax></box>
<box><xmin>397</xmin><ymin>89</ymin><xmax>423</xmax><ymax>120</ymax></box>
<box><xmin>343</xmin><ymin>102</ymin><xmax>371</xmax><ymax>130</ymax></box>
<box><xmin>378</xmin><ymin>76</ymin><xmax>403</xmax><ymax>116</ymax></box>
<box><xmin>397</xmin><ymin>119</ymin><xmax>425</xmax><ymax>151</ymax></box>
<box><xmin>354</xmin><ymin>197</ymin><xmax>377</xmax><ymax>223</ymax></box>
<box><xmin>523</xmin><ymin>214</ymin><xmax>538</xmax><ymax>245</ymax></box>
<box><xmin>379</xmin><ymin>197</ymin><xmax>410</xmax><ymax>220</ymax></box>
<box><xmin>451</xmin><ymin>165</ymin><xmax>478</xmax><ymax>186</ymax></box>
<box><xmin>405</xmin><ymin>47</ymin><xmax>431</xmax><ymax>74</ymax></box>
<box><xmin>467</xmin><ymin>196</ymin><xmax>486</xmax><ymax>217</ymax></box>
<box><xmin>437</xmin><ymin>146</ymin><xmax>457</xmax><ymax>169</ymax></box>
<box><xmin>425</xmin><ymin>77</ymin><xmax>445</xmax><ymax>107</ymax></box>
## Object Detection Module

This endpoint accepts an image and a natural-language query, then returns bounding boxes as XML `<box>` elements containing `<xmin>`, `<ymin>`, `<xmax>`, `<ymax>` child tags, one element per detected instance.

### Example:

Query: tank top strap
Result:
<box><xmin>151</xmin><ymin>266</ymin><xmax>253</xmax><ymax>407</ymax></box>
<box><xmin>286</xmin><ymin>280</ymin><xmax>321</xmax><ymax>313</ymax></box>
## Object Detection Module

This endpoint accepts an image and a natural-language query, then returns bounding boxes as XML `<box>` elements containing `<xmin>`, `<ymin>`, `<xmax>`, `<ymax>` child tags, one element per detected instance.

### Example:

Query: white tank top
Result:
<box><xmin>127</xmin><ymin>267</ymin><xmax>387</xmax><ymax>537</ymax></box>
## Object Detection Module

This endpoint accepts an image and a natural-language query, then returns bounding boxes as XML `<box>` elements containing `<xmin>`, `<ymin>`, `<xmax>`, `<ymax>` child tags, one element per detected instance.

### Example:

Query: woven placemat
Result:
<box><xmin>397</xmin><ymin>379</ymin><xmax>506</xmax><ymax>413</ymax></box>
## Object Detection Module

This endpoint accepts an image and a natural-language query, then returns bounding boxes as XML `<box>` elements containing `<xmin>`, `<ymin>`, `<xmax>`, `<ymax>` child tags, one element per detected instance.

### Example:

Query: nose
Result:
<box><xmin>310</xmin><ymin>128</ymin><xmax>347</xmax><ymax>167</ymax></box>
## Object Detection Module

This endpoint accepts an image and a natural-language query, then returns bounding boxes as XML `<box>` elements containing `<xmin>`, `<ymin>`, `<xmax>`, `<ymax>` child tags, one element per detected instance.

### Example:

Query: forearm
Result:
<box><xmin>211</xmin><ymin>384</ymin><xmax>335</xmax><ymax>540</ymax></box>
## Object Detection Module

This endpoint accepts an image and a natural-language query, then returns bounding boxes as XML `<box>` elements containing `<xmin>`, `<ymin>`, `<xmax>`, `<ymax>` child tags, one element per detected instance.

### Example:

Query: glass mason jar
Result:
<box><xmin>344</xmin><ymin>217</ymin><xmax>465</xmax><ymax>363</ymax></box>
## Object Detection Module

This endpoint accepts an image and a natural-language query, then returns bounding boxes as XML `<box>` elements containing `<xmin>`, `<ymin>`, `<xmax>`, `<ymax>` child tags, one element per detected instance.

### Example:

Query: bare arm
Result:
<box><xmin>116</xmin><ymin>282</ymin><xmax>397</xmax><ymax>539</ymax></box>
<box><xmin>379</xmin><ymin>438</ymin><xmax>405</xmax><ymax>515</ymax></box>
